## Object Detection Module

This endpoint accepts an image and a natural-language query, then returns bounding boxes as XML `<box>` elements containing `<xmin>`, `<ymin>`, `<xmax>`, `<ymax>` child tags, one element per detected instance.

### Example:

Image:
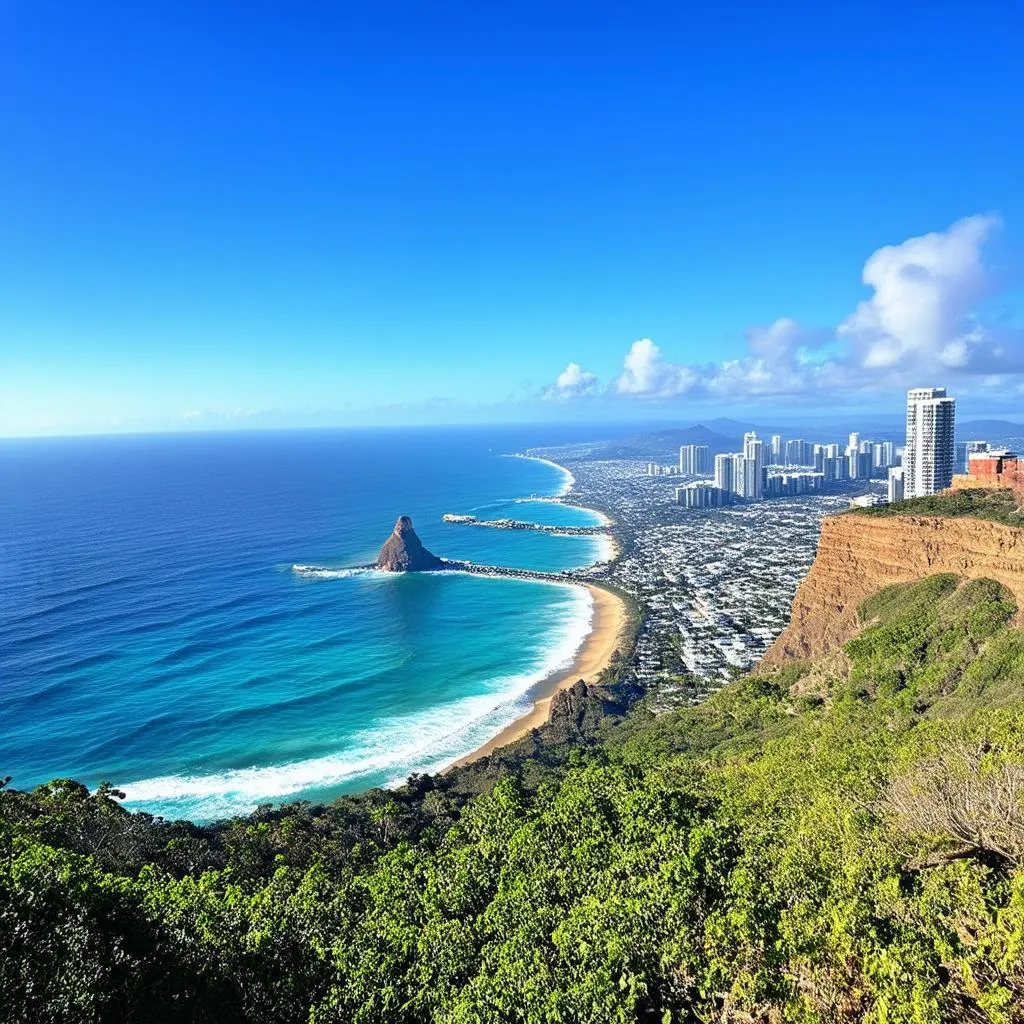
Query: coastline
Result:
<box><xmin>451</xmin><ymin>582</ymin><xmax>628</xmax><ymax>767</ymax></box>
<box><xmin>301</xmin><ymin>447</ymin><xmax>627</xmax><ymax>782</ymax></box>
<box><xmin>449</xmin><ymin>449</ymin><xmax>626</xmax><ymax>767</ymax></box>
<box><xmin>506</xmin><ymin>452</ymin><xmax>614</xmax><ymax>528</ymax></box>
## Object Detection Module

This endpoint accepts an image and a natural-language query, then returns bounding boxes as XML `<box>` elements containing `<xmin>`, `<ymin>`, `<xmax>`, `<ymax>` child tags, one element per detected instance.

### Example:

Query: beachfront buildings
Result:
<box><xmin>905</xmin><ymin>387</ymin><xmax>956</xmax><ymax>498</ymax></box>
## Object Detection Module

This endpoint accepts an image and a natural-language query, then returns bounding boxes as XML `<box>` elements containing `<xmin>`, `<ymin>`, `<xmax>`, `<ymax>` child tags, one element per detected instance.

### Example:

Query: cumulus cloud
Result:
<box><xmin>542</xmin><ymin>213</ymin><xmax>1022</xmax><ymax>403</ymax></box>
<box><xmin>543</xmin><ymin>362</ymin><xmax>599</xmax><ymax>400</ymax></box>
<box><xmin>838</xmin><ymin>213</ymin><xmax>1008</xmax><ymax>373</ymax></box>
<box><xmin>616</xmin><ymin>339</ymin><xmax>701</xmax><ymax>398</ymax></box>
<box><xmin>613</xmin><ymin>320</ymin><xmax>830</xmax><ymax>400</ymax></box>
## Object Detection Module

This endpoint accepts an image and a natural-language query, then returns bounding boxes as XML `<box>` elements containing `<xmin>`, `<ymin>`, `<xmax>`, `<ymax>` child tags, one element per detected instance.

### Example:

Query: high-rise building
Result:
<box><xmin>647</xmin><ymin>462</ymin><xmax>659</xmax><ymax>476</ymax></box>
<box><xmin>784</xmin><ymin>439</ymin><xmax>811</xmax><ymax>465</ymax></box>
<box><xmin>822</xmin><ymin>455</ymin><xmax>847</xmax><ymax>481</ymax></box>
<box><xmin>679</xmin><ymin>444</ymin><xmax>711</xmax><ymax>476</ymax></box>
<box><xmin>888</xmin><ymin>466</ymin><xmax>905</xmax><ymax>503</ymax></box>
<box><xmin>848</xmin><ymin>432</ymin><xmax>861</xmax><ymax>453</ymax></box>
<box><xmin>770</xmin><ymin>435</ymin><xmax>783</xmax><ymax>465</ymax></box>
<box><xmin>825</xmin><ymin>443</ymin><xmax>840</xmax><ymax>459</ymax></box>
<box><xmin>677</xmin><ymin>482</ymin><xmax>728</xmax><ymax>508</ymax></box>
<box><xmin>766</xmin><ymin>471</ymin><xmax>825</xmax><ymax>497</ymax></box>
<box><xmin>742</xmin><ymin>432</ymin><xmax>764</xmax><ymax>500</ymax></box>
<box><xmin>713</xmin><ymin>452</ymin><xmax>734</xmax><ymax>493</ymax></box>
<box><xmin>730</xmin><ymin>453</ymin><xmax>751</xmax><ymax>498</ymax></box>
<box><xmin>821</xmin><ymin>455</ymin><xmax>848</xmax><ymax>482</ymax></box>
<box><xmin>905</xmin><ymin>387</ymin><xmax>956</xmax><ymax>498</ymax></box>
<box><xmin>849</xmin><ymin>450</ymin><xmax>872</xmax><ymax>479</ymax></box>
<box><xmin>873</xmin><ymin>441</ymin><xmax>894</xmax><ymax>470</ymax></box>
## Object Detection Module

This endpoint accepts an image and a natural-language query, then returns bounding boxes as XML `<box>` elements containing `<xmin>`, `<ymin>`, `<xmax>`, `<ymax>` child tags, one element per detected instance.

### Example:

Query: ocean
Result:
<box><xmin>0</xmin><ymin>427</ymin><xmax>612</xmax><ymax>821</ymax></box>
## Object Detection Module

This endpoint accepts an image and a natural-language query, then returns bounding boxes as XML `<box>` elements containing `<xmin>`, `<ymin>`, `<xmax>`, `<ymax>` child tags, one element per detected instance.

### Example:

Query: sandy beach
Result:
<box><xmin>453</xmin><ymin>582</ymin><xmax>629</xmax><ymax>766</ymax></box>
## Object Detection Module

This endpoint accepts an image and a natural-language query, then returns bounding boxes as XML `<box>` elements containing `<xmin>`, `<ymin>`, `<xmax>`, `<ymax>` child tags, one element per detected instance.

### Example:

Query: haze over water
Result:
<box><xmin>0</xmin><ymin>427</ymin><xmax>609</xmax><ymax>820</ymax></box>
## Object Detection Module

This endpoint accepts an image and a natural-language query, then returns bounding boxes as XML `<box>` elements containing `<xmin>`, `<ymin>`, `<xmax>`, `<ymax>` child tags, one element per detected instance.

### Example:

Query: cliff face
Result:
<box><xmin>763</xmin><ymin>512</ymin><xmax>1024</xmax><ymax>665</ymax></box>
<box><xmin>376</xmin><ymin>516</ymin><xmax>444</xmax><ymax>572</ymax></box>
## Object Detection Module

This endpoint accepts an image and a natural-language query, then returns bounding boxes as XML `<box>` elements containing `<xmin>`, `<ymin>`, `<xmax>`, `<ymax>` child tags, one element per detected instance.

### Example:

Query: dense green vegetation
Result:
<box><xmin>4</xmin><ymin>575</ymin><xmax>1024</xmax><ymax>1023</ymax></box>
<box><xmin>850</xmin><ymin>487</ymin><xmax>1024</xmax><ymax>526</ymax></box>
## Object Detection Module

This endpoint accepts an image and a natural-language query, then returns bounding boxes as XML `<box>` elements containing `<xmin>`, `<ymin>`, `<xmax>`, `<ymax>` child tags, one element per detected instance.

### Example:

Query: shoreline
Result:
<box><xmin>449</xmin><ymin>449</ymin><xmax>626</xmax><ymax>767</ymax></box>
<box><xmin>299</xmin><ymin>447</ymin><xmax>627</xmax><ymax>779</ymax></box>
<box><xmin>451</xmin><ymin>582</ymin><xmax>628</xmax><ymax>767</ymax></box>
<box><xmin>505</xmin><ymin>452</ymin><xmax>614</xmax><ymax>529</ymax></box>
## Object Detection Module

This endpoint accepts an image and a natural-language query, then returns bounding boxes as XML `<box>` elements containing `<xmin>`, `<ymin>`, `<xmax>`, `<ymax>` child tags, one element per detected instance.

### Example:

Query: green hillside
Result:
<box><xmin>848</xmin><ymin>488</ymin><xmax>1024</xmax><ymax>527</ymax></box>
<box><xmin>3</xmin><ymin>574</ymin><xmax>1024</xmax><ymax>1023</ymax></box>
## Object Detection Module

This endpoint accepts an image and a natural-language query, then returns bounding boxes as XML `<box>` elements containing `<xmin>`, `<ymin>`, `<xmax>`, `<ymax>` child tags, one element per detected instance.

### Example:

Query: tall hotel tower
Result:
<box><xmin>742</xmin><ymin>431</ymin><xmax>764</xmax><ymax>500</ymax></box>
<box><xmin>679</xmin><ymin>444</ymin><xmax>711</xmax><ymax>476</ymax></box>
<box><xmin>713</xmin><ymin>452</ymin><xmax>734</xmax><ymax>493</ymax></box>
<box><xmin>905</xmin><ymin>387</ymin><xmax>956</xmax><ymax>498</ymax></box>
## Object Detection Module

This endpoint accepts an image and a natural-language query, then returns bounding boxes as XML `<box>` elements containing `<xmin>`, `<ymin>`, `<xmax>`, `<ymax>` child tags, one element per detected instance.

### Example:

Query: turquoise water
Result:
<box><xmin>0</xmin><ymin>429</ymin><xmax>608</xmax><ymax>821</ymax></box>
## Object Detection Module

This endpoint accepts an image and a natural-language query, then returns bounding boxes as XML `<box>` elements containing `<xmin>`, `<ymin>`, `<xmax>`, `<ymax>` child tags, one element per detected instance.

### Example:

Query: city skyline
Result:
<box><xmin>2</xmin><ymin>4</ymin><xmax>1024</xmax><ymax>437</ymax></box>
<box><xmin>673</xmin><ymin>386</ymin><xmax>963</xmax><ymax>510</ymax></box>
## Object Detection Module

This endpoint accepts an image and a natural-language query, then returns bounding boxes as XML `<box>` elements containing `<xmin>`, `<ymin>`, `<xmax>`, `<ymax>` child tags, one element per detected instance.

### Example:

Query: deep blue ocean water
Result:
<box><xmin>0</xmin><ymin>428</ymin><xmax>610</xmax><ymax>821</ymax></box>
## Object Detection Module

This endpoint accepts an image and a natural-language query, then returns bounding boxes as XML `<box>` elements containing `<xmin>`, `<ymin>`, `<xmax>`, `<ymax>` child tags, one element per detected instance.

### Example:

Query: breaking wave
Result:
<box><xmin>118</xmin><ymin>584</ymin><xmax>594</xmax><ymax>821</ymax></box>
<box><xmin>291</xmin><ymin>564</ymin><xmax>386</xmax><ymax>580</ymax></box>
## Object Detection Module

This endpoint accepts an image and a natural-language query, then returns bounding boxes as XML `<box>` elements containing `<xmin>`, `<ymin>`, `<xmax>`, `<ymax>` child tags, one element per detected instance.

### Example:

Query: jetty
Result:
<box><xmin>294</xmin><ymin>514</ymin><xmax>611</xmax><ymax>587</ymax></box>
<box><xmin>441</xmin><ymin>513</ymin><xmax>605</xmax><ymax>536</ymax></box>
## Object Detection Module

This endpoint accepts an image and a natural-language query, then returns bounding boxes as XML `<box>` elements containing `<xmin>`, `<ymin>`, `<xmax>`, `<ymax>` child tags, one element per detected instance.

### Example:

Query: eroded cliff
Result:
<box><xmin>763</xmin><ymin>510</ymin><xmax>1024</xmax><ymax>665</ymax></box>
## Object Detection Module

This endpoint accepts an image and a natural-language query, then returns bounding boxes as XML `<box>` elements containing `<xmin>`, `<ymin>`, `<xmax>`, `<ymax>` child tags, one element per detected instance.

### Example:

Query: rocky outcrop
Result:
<box><xmin>375</xmin><ymin>516</ymin><xmax>444</xmax><ymax>572</ymax></box>
<box><xmin>762</xmin><ymin>512</ymin><xmax>1024</xmax><ymax>665</ymax></box>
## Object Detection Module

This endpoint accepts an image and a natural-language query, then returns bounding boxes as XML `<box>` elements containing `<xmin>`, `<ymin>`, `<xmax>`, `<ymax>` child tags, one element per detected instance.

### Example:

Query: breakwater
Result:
<box><xmin>293</xmin><ymin>559</ymin><xmax>584</xmax><ymax>585</ymax></box>
<box><xmin>440</xmin><ymin>559</ymin><xmax>576</xmax><ymax>582</ymax></box>
<box><xmin>442</xmin><ymin>513</ymin><xmax>605</xmax><ymax>536</ymax></box>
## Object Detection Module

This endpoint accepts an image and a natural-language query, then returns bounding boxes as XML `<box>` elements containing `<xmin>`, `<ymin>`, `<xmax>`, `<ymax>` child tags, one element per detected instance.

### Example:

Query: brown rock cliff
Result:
<box><xmin>762</xmin><ymin>512</ymin><xmax>1024</xmax><ymax>665</ymax></box>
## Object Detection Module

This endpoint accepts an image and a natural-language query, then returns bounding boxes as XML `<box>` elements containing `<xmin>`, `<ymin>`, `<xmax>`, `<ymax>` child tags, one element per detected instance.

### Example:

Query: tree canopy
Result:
<box><xmin>3</xmin><ymin>574</ymin><xmax>1024</xmax><ymax>1023</ymax></box>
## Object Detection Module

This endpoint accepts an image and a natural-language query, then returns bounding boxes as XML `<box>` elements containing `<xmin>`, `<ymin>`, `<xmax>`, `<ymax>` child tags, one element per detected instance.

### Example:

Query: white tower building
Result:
<box><xmin>731</xmin><ymin>453</ymin><xmax>747</xmax><ymax>497</ymax></box>
<box><xmin>713</xmin><ymin>452</ymin><xmax>734</xmax><ymax>493</ymax></box>
<box><xmin>679</xmin><ymin>444</ymin><xmax>711</xmax><ymax>476</ymax></box>
<box><xmin>888</xmin><ymin>466</ymin><xmax>905</xmax><ymax>503</ymax></box>
<box><xmin>905</xmin><ymin>387</ymin><xmax>956</xmax><ymax>498</ymax></box>
<box><xmin>742</xmin><ymin>431</ymin><xmax>764</xmax><ymax>501</ymax></box>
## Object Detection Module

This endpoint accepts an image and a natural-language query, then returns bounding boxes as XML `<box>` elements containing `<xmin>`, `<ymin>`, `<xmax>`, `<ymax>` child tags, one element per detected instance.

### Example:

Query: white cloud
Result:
<box><xmin>613</xmin><ymin>321</ymin><xmax>827</xmax><ymax>399</ymax></box>
<box><xmin>838</xmin><ymin>214</ymin><xmax>1009</xmax><ymax>373</ymax></box>
<box><xmin>543</xmin><ymin>361</ymin><xmax>599</xmax><ymax>400</ymax></box>
<box><xmin>543</xmin><ymin>213</ymin><xmax>1023</xmax><ymax>403</ymax></box>
<box><xmin>615</xmin><ymin>339</ymin><xmax>701</xmax><ymax>398</ymax></box>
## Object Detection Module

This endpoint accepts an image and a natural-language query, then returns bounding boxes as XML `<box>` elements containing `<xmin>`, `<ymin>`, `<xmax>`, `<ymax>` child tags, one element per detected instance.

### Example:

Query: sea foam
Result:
<box><xmin>291</xmin><ymin>564</ymin><xmax>385</xmax><ymax>580</ymax></box>
<box><xmin>119</xmin><ymin>582</ymin><xmax>594</xmax><ymax>821</ymax></box>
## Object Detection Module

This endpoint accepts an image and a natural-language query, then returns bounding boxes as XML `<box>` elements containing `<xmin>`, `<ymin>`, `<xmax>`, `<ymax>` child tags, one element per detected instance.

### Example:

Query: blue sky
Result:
<box><xmin>2</xmin><ymin>1</ymin><xmax>1023</xmax><ymax>436</ymax></box>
